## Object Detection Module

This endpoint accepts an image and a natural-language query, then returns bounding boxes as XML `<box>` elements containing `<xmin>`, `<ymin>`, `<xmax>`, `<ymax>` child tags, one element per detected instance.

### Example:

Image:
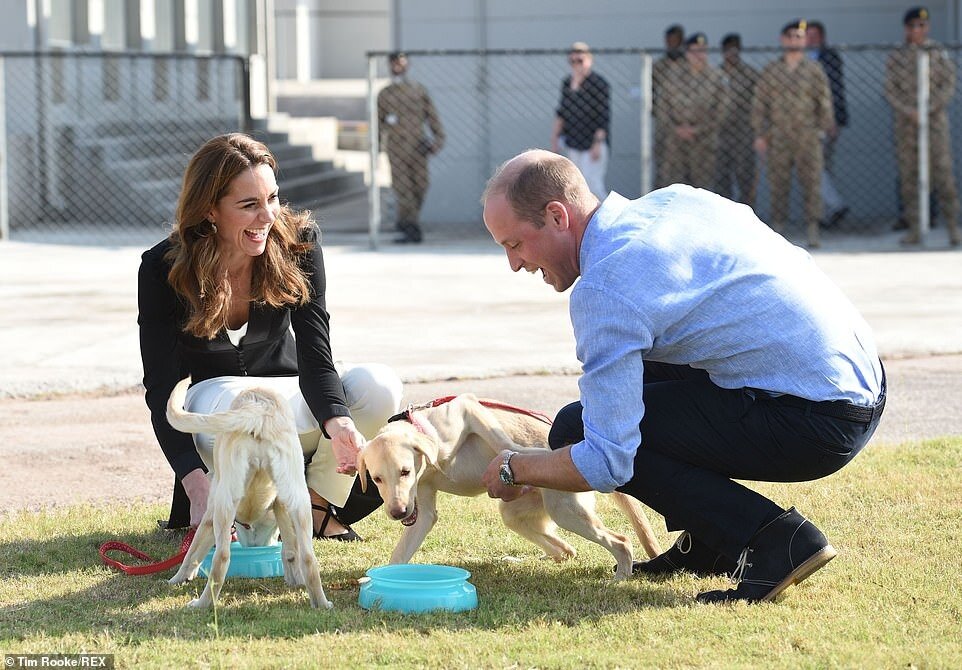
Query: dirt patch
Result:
<box><xmin>2</xmin><ymin>358</ymin><xmax>960</xmax><ymax>516</ymax></box>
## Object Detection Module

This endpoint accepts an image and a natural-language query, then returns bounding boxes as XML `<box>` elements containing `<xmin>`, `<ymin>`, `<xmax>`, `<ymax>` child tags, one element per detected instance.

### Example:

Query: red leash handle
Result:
<box><xmin>99</xmin><ymin>527</ymin><xmax>196</xmax><ymax>575</ymax></box>
<box><xmin>477</xmin><ymin>399</ymin><xmax>553</xmax><ymax>426</ymax></box>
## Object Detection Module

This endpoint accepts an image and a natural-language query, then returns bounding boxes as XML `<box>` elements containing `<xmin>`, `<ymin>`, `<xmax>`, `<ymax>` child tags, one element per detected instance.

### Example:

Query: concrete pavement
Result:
<box><xmin>1</xmin><ymin>213</ymin><xmax>961</xmax><ymax>399</ymax></box>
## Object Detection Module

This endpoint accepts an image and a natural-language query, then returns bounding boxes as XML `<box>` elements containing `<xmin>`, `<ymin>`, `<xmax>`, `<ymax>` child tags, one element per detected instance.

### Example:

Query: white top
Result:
<box><xmin>225</xmin><ymin>322</ymin><xmax>248</xmax><ymax>347</ymax></box>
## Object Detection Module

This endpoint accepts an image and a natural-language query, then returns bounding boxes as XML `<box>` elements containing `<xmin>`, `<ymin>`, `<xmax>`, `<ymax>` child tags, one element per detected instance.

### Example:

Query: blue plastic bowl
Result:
<box><xmin>358</xmin><ymin>564</ymin><xmax>478</xmax><ymax>613</ymax></box>
<box><xmin>198</xmin><ymin>541</ymin><xmax>284</xmax><ymax>579</ymax></box>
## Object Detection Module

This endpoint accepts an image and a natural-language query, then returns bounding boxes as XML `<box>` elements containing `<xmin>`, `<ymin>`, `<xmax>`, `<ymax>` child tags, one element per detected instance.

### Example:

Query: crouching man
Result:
<box><xmin>479</xmin><ymin>150</ymin><xmax>885</xmax><ymax>604</ymax></box>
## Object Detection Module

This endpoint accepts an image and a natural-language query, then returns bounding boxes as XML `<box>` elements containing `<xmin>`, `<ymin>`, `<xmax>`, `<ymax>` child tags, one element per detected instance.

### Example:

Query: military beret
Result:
<box><xmin>665</xmin><ymin>24</ymin><xmax>684</xmax><ymax>38</ymax></box>
<box><xmin>388</xmin><ymin>51</ymin><xmax>407</xmax><ymax>62</ymax></box>
<box><xmin>904</xmin><ymin>6</ymin><xmax>929</xmax><ymax>24</ymax></box>
<box><xmin>686</xmin><ymin>32</ymin><xmax>708</xmax><ymax>47</ymax></box>
<box><xmin>781</xmin><ymin>19</ymin><xmax>808</xmax><ymax>35</ymax></box>
<box><xmin>721</xmin><ymin>33</ymin><xmax>742</xmax><ymax>49</ymax></box>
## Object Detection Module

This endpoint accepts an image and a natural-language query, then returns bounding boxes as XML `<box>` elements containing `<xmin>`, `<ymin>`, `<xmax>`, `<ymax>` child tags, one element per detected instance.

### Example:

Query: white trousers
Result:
<box><xmin>184</xmin><ymin>362</ymin><xmax>403</xmax><ymax>507</ymax></box>
<box><xmin>563</xmin><ymin>141</ymin><xmax>609</xmax><ymax>201</ymax></box>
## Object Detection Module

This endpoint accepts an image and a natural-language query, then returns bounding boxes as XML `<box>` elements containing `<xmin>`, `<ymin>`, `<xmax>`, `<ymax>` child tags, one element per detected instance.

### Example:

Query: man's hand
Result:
<box><xmin>753</xmin><ymin>136</ymin><xmax>768</xmax><ymax>154</ymax></box>
<box><xmin>481</xmin><ymin>450</ymin><xmax>533</xmax><ymax>502</ymax></box>
<box><xmin>675</xmin><ymin>124</ymin><xmax>696</xmax><ymax>141</ymax></box>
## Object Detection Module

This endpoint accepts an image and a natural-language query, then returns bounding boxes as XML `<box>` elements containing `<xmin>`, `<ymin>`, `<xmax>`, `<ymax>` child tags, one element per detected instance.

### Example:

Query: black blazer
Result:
<box><xmin>137</xmin><ymin>229</ymin><xmax>349</xmax><ymax>479</ymax></box>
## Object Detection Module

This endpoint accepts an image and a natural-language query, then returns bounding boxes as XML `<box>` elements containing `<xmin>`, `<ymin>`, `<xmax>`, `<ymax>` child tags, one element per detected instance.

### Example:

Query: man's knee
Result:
<box><xmin>548</xmin><ymin>401</ymin><xmax>584</xmax><ymax>450</ymax></box>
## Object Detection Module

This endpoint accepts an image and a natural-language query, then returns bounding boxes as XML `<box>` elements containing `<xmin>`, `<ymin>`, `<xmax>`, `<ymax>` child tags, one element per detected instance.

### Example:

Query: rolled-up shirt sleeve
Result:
<box><xmin>568</xmin><ymin>284</ymin><xmax>653</xmax><ymax>492</ymax></box>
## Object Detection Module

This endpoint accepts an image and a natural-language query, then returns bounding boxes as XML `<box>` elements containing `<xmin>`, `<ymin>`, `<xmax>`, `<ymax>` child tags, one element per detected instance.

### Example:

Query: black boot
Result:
<box><xmin>393</xmin><ymin>221</ymin><xmax>423</xmax><ymax>244</ymax></box>
<box><xmin>629</xmin><ymin>531</ymin><xmax>737</xmax><ymax>578</ymax></box>
<box><xmin>696</xmin><ymin>507</ymin><xmax>836</xmax><ymax>604</ymax></box>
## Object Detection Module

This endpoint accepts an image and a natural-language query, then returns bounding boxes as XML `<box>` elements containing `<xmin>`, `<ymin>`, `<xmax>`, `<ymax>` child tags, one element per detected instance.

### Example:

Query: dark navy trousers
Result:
<box><xmin>548</xmin><ymin>362</ymin><xmax>884</xmax><ymax>560</ymax></box>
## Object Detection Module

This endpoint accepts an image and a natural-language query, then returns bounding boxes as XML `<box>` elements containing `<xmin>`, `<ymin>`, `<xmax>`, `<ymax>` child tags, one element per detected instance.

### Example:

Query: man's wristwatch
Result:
<box><xmin>499</xmin><ymin>451</ymin><xmax>518</xmax><ymax>487</ymax></box>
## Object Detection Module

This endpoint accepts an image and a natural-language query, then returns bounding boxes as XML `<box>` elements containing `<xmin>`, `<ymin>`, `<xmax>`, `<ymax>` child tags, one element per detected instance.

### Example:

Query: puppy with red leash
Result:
<box><xmin>356</xmin><ymin>394</ymin><xmax>661</xmax><ymax>579</ymax></box>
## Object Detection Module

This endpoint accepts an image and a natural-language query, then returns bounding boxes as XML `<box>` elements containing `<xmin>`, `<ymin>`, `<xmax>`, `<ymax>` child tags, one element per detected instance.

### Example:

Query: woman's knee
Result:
<box><xmin>340</xmin><ymin>363</ymin><xmax>403</xmax><ymax>435</ymax></box>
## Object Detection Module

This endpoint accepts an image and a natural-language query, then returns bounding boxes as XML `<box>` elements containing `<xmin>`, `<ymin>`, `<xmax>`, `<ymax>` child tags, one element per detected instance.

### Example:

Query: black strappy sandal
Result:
<box><xmin>311</xmin><ymin>503</ymin><xmax>362</xmax><ymax>542</ymax></box>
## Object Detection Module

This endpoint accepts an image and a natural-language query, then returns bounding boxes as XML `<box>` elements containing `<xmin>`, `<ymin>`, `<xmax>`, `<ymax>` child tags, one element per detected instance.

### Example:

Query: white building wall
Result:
<box><xmin>393</xmin><ymin>0</ymin><xmax>959</xmax><ymax>51</ymax></box>
<box><xmin>274</xmin><ymin>0</ymin><xmax>390</xmax><ymax>79</ymax></box>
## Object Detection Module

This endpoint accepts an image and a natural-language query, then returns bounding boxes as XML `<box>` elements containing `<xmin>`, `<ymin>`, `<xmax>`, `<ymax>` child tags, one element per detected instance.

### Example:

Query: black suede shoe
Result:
<box><xmin>629</xmin><ymin>531</ymin><xmax>737</xmax><ymax>578</ymax></box>
<box><xmin>393</xmin><ymin>221</ymin><xmax>423</xmax><ymax>244</ymax></box>
<box><xmin>696</xmin><ymin>507</ymin><xmax>836</xmax><ymax>604</ymax></box>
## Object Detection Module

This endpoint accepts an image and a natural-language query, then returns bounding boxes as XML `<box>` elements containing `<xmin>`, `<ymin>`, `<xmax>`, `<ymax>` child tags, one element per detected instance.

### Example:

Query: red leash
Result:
<box><xmin>401</xmin><ymin>395</ymin><xmax>553</xmax><ymax>426</ymax></box>
<box><xmin>99</xmin><ymin>527</ymin><xmax>196</xmax><ymax>575</ymax></box>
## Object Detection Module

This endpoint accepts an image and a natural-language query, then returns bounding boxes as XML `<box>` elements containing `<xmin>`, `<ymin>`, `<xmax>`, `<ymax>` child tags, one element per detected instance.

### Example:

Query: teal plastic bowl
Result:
<box><xmin>198</xmin><ymin>541</ymin><xmax>284</xmax><ymax>579</ymax></box>
<box><xmin>358</xmin><ymin>564</ymin><xmax>478</xmax><ymax>613</ymax></box>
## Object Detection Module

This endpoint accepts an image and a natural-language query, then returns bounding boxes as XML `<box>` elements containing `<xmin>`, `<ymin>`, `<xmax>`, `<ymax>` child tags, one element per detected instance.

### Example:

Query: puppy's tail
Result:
<box><xmin>610</xmin><ymin>491</ymin><xmax>662</xmax><ymax>559</ymax></box>
<box><xmin>166</xmin><ymin>377</ymin><xmax>278</xmax><ymax>438</ymax></box>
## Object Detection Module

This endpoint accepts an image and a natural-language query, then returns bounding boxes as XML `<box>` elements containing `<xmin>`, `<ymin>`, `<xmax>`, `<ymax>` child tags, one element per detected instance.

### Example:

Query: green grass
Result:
<box><xmin>2</xmin><ymin>438</ymin><xmax>961</xmax><ymax>669</ymax></box>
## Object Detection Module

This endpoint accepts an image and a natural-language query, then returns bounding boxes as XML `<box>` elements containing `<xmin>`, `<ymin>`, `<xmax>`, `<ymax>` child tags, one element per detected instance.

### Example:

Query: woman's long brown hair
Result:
<box><xmin>165</xmin><ymin>133</ymin><xmax>315</xmax><ymax>339</ymax></box>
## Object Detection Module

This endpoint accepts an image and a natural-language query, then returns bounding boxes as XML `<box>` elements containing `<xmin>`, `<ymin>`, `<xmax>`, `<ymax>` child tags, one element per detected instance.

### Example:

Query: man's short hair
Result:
<box><xmin>721</xmin><ymin>33</ymin><xmax>741</xmax><ymax>49</ymax></box>
<box><xmin>388</xmin><ymin>51</ymin><xmax>407</xmax><ymax>63</ymax></box>
<box><xmin>807</xmin><ymin>20</ymin><xmax>826</xmax><ymax>39</ymax></box>
<box><xmin>570</xmin><ymin>41</ymin><xmax>591</xmax><ymax>54</ymax></box>
<box><xmin>665</xmin><ymin>24</ymin><xmax>684</xmax><ymax>39</ymax></box>
<box><xmin>483</xmin><ymin>152</ymin><xmax>592</xmax><ymax>228</ymax></box>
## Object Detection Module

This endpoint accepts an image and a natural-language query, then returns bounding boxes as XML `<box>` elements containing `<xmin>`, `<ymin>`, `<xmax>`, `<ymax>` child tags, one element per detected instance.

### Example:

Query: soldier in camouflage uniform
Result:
<box><xmin>377</xmin><ymin>52</ymin><xmax>445</xmax><ymax>244</ymax></box>
<box><xmin>717</xmin><ymin>33</ymin><xmax>759</xmax><ymax>205</ymax></box>
<box><xmin>884</xmin><ymin>6</ymin><xmax>961</xmax><ymax>246</ymax></box>
<box><xmin>653</xmin><ymin>25</ymin><xmax>686</xmax><ymax>188</ymax></box>
<box><xmin>752</xmin><ymin>20</ymin><xmax>834</xmax><ymax>248</ymax></box>
<box><xmin>658</xmin><ymin>33</ymin><xmax>729</xmax><ymax>189</ymax></box>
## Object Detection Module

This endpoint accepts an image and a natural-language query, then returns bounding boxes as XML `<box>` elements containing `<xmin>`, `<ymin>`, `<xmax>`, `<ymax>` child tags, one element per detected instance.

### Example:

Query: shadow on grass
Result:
<box><xmin>1</xmin><ymin>525</ymin><xmax>694</xmax><ymax>640</ymax></box>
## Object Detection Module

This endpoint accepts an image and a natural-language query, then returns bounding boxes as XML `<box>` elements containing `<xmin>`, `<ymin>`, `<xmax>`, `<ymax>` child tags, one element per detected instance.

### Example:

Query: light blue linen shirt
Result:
<box><xmin>568</xmin><ymin>186</ymin><xmax>883</xmax><ymax>492</ymax></box>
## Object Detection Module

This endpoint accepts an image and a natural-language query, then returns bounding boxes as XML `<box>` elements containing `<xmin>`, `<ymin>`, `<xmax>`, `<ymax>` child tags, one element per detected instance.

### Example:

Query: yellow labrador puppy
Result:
<box><xmin>165</xmin><ymin>377</ymin><xmax>332</xmax><ymax>609</ymax></box>
<box><xmin>357</xmin><ymin>394</ymin><xmax>662</xmax><ymax>580</ymax></box>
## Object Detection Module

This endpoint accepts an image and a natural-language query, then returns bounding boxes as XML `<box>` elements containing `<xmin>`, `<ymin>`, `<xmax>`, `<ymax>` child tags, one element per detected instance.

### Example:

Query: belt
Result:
<box><xmin>773</xmin><ymin>393</ymin><xmax>885</xmax><ymax>424</ymax></box>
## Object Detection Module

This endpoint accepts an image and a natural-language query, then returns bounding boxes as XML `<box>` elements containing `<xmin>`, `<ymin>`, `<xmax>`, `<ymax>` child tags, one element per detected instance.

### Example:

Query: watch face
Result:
<box><xmin>499</xmin><ymin>463</ymin><xmax>514</xmax><ymax>486</ymax></box>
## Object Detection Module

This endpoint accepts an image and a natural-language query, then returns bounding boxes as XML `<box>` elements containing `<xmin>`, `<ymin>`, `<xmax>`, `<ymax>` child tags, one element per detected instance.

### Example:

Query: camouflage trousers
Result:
<box><xmin>387</xmin><ymin>143</ymin><xmax>430</xmax><ymax>225</ymax></box>
<box><xmin>895</xmin><ymin>115</ymin><xmax>960</xmax><ymax>241</ymax></box>
<box><xmin>765</xmin><ymin>130</ymin><xmax>823</xmax><ymax>243</ymax></box>
<box><xmin>716</xmin><ymin>124</ymin><xmax>756</xmax><ymax>206</ymax></box>
<box><xmin>660</xmin><ymin>130</ymin><xmax>720</xmax><ymax>190</ymax></box>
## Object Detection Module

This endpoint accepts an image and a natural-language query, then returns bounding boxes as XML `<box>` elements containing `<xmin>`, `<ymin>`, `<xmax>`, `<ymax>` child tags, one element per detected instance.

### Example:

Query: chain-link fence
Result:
<box><xmin>367</xmin><ymin>46</ymin><xmax>962</xmax><ymax>248</ymax></box>
<box><xmin>0</xmin><ymin>52</ymin><xmax>248</xmax><ymax>244</ymax></box>
<box><xmin>4</xmin><ymin>47</ymin><xmax>961</xmax><ymax>248</ymax></box>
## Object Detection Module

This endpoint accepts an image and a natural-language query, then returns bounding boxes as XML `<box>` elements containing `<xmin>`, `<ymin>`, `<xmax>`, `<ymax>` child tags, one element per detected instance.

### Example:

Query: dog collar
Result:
<box><xmin>388</xmin><ymin>404</ymin><xmax>442</xmax><ymax>442</ymax></box>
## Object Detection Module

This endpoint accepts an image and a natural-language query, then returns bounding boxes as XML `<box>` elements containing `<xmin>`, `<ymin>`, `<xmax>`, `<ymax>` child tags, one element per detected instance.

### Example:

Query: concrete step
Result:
<box><xmin>280</xmin><ymin>168</ymin><xmax>365</xmax><ymax>206</ymax></box>
<box><xmin>276</xmin><ymin>155</ymin><xmax>335</xmax><ymax>181</ymax></box>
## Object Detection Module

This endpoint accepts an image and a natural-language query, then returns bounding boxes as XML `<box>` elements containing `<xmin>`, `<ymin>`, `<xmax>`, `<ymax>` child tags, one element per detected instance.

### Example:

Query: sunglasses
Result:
<box><xmin>569</xmin><ymin>57</ymin><xmax>586</xmax><ymax>64</ymax></box>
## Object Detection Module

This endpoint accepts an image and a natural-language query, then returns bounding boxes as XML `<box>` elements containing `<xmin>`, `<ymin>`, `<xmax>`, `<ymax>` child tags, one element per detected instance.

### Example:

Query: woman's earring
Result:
<box><xmin>208</xmin><ymin>219</ymin><xmax>217</xmax><ymax>234</ymax></box>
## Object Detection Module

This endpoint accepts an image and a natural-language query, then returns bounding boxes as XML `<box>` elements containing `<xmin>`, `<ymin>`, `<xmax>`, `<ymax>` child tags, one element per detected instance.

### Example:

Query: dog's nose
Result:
<box><xmin>389</xmin><ymin>507</ymin><xmax>408</xmax><ymax>520</ymax></box>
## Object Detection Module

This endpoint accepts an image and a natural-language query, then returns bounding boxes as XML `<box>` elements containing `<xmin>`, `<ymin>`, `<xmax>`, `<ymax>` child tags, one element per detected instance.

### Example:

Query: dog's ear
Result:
<box><xmin>356</xmin><ymin>447</ymin><xmax>369</xmax><ymax>493</ymax></box>
<box><xmin>410</xmin><ymin>433</ymin><xmax>440</xmax><ymax>470</ymax></box>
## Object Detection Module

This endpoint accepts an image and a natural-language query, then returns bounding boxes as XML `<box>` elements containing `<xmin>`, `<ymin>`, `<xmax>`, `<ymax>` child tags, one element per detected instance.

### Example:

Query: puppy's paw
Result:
<box><xmin>186</xmin><ymin>597</ymin><xmax>211</xmax><ymax>609</ymax></box>
<box><xmin>168</xmin><ymin>573</ymin><xmax>189</xmax><ymax>585</ymax></box>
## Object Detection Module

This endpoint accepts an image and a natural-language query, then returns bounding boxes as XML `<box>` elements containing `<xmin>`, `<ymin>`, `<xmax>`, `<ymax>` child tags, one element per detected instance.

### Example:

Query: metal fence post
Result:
<box><xmin>639</xmin><ymin>52</ymin><xmax>653</xmax><ymax>197</ymax></box>
<box><xmin>367</xmin><ymin>54</ymin><xmax>381</xmax><ymax>250</ymax></box>
<box><xmin>0</xmin><ymin>56</ymin><xmax>7</xmax><ymax>241</ymax></box>
<box><xmin>917</xmin><ymin>49</ymin><xmax>930</xmax><ymax>236</ymax></box>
